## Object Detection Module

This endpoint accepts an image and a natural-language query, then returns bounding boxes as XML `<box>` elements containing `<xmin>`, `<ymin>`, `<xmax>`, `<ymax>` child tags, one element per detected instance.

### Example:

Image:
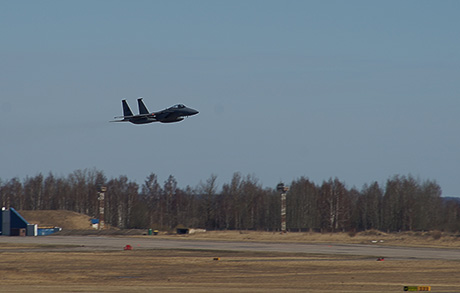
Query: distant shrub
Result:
<box><xmin>431</xmin><ymin>230</ymin><xmax>442</xmax><ymax>240</ymax></box>
<box><xmin>360</xmin><ymin>229</ymin><xmax>382</xmax><ymax>236</ymax></box>
<box><xmin>348</xmin><ymin>230</ymin><xmax>357</xmax><ymax>237</ymax></box>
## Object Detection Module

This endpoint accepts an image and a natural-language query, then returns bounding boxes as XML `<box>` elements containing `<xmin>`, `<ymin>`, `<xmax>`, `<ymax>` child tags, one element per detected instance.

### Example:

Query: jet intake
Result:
<box><xmin>161</xmin><ymin>117</ymin><xmax>184</xmax><ymax>123</ymax></box>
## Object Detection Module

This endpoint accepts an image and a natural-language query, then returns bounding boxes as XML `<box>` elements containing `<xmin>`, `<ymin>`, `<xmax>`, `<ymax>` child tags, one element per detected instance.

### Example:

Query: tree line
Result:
<box><xmin>0</xmin><ymin>169</ymin><xmax>459</xmax><ymax>232</ymax></box>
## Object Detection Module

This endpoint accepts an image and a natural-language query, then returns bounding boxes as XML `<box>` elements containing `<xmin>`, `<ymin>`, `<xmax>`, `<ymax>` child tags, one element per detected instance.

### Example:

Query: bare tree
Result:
<box><xmin>358</xmin><ymin>182</ymin><xmax>383</xmax><ymax>230</ymax></box>
<box><xmin>1</xmin><ymin>178</ymin><xmax>24</xmax><ymax>209</ymax></box>
<box><xmin>0</xmin><ymin>169</ymin><xmax>453</xmax><ymax>233</ymax></box>
<box><xmin>163</xmin><ymin>175</ymin><xmax>179</xmax><ymax>229</ymax></box>
<box><xmin>319</xmin><ymin>178</ymin><xmax>350</xmax><ymax>231</ymax></box>
<box><xmin>288</xmin><ymin>177</ymin><xmax>319</xmax><ymax>231</ymax></box>
<box><xmin>221</xmin><ymin>172</ymin><xmax>243</xmax><ymax>230</ymax></box>
<box><xmin>23</xmin><ymin>174</ymin><xmax>44</xmax><ymax>210</ymax></box>
<box><xmin>141</xmin><ymin>173</ymin><xmax>162</xmax><ymax>228</ymax></box>
<box><xmin>197</xmin><ymin>174</ymin><xmax>218</xmax><ymax>229</ymax></box>
<box><xmin>106</xmin><ymin>175</ymin><xmax>138</xmax><ymax>229</ymax></box>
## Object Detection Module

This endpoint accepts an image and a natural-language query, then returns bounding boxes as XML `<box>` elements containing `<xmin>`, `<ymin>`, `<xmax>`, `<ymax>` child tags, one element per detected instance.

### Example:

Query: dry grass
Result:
<box><xmin>9</xmin><ymin>211</ymin><xmax>460</xmax><ymax>292</ymax></box>
<box><xmin>0</xmin><ymin>248</ymin><xmax>459</xmax><ymax>292</ymax></box>
<box><xmin>155</xmin><ymin>230</ymin><xmax>460</xmax><ymax>249</ymax></box>
<box><xmin>19</xmin><ymin>210</ymin><xmax>94</xmax><ymax>230</ymax></box>
<box><xmin>19</xmin><ymin>210</ymin><xmax>460</xmax><ymax>248</ymax></box>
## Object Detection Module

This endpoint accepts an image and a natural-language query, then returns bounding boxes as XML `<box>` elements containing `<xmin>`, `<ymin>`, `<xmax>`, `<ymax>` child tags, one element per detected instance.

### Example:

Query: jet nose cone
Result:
<box><xmin>190</xmin><ymin>109</ymin><xmax>199</xmax><ymax>115</ymax></box>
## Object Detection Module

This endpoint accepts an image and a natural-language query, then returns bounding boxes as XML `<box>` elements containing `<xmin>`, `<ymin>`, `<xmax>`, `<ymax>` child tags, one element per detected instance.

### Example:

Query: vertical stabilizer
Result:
<box><xmin>122</xmin><ymin>100</ymin><xmax>134</xmax><ymax>117</ymax></box>
<box><xmin>137</xmin><ymin>98</ymin><xmax>150</xmax><ymax>115</ymax></box>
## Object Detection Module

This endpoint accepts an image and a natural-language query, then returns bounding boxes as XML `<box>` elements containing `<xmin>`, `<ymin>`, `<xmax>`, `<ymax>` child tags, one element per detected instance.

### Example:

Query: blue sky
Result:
<box><xmin>1</xmin><ymin>1</ymin><xmax>459</xmax><ymax>195</ymax></box>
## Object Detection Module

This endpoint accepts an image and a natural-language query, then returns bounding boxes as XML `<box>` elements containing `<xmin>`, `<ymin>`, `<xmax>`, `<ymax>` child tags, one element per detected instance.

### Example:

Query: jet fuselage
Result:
<box><xmin>112</xmin><ymin>99</ymin><xmax>198</xmax><ymax>124</ymax></box>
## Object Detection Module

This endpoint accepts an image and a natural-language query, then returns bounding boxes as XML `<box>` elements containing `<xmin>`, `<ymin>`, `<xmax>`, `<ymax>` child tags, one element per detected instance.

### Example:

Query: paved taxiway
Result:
<box><xmin>1</xmin><ymin>236</ymin><xmax>460</xmax><ymax>260</ymax></box>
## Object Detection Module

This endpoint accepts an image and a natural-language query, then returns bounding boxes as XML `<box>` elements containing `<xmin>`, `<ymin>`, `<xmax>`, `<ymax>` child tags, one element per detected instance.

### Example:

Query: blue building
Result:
<box><xmin>1</xmin><ymin>207</ymin><xmax>37</xmax><ymax>236</ymax></box>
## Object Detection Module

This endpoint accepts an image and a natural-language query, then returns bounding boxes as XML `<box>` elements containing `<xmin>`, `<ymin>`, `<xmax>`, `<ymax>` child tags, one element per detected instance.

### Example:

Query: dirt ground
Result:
<box><xmin>1</xmin><ymin>245</ymin><xmax>459</xmax><ymax>292</ymax></box>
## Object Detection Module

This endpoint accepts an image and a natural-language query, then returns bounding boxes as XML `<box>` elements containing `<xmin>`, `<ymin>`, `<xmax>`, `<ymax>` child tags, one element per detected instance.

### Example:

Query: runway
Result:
<box><xmin>1</xmin><ymin>235</ymin><xmax>460</xmax><ymax>260</ymax></box>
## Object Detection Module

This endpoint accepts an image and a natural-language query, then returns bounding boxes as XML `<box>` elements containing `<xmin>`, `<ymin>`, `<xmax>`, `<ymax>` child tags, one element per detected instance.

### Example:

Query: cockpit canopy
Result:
<box><xmin>172</xmin><ymin>104</ymin><xmax>185</xmax><ymax>109</ymax></box>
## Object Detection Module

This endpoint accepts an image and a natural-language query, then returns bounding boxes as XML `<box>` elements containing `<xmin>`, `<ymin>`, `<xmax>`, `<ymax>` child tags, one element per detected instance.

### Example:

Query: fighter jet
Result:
<box><xmin>111</xmin><ymin>98</ymin><xmax>199</xmax><ymax>124</ymax></box>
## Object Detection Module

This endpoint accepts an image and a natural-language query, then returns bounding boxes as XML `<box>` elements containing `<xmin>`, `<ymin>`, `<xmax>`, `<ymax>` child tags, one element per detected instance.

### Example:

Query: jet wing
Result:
<box><xmin>113</xmin><ymin>113</ymin><xmax>155</xmax><ymax>119</ymax></box>
<box><xmin>110</xmin><ymin>113</ymin><xmax>158</xmax><ymax>123</ymax></box>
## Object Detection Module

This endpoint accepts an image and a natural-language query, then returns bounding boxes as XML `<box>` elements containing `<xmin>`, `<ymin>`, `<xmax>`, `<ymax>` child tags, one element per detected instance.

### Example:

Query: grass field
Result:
<box><xmin>6</xmin><ymin>210</ymin><xmax>460</xmax><ymax>292</ymax></box>
<box><xmin>1</xmin><ymin>242</ymin><xmax>460</xmax><ymax>292</ymax></box>
<box><xmin>154</xmin><ymin>229</ymin><xmax>460</xmax><ymax>249</ymax></box>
